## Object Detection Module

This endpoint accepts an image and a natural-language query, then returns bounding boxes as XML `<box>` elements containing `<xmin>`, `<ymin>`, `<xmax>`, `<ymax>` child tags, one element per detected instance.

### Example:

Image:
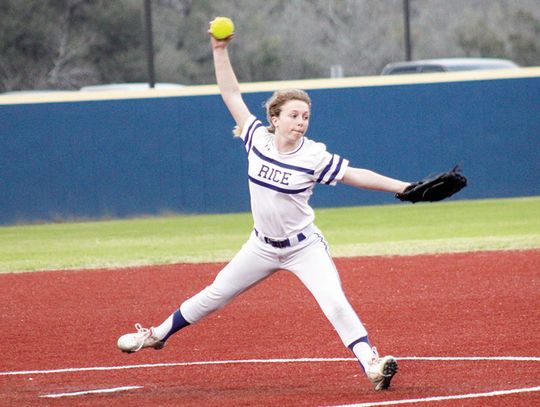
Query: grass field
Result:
<box><xmin>1</xmin><ymin>196</ymin><xmax>539</xmax><ymax>273</ymax></box>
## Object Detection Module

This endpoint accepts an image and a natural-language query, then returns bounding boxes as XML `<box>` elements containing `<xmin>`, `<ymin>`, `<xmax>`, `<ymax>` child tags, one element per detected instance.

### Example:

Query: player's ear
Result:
<box><xmin>270</xmin><ymin>116</ymin><xmax>279</xmax><ymax>128</ymax></box>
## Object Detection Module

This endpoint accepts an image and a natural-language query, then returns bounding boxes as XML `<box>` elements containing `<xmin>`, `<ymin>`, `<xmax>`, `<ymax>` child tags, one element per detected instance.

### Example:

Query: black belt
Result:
<box><xmin>254</xmin><ymin>229</ymin><xmax>307</xmax><ymax>248</ymax></box>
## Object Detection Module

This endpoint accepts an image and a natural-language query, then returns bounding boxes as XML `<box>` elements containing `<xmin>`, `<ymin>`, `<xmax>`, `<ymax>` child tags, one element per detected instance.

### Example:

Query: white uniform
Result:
<box><xmin>180</xmin><ymin>115</ymin><xmax>368</xmax><ymax>347</ymax></box>
<box><xmin>242</xmin><ymin>114</ymin><xmax>347</xmax><ymax>238</ymax></box>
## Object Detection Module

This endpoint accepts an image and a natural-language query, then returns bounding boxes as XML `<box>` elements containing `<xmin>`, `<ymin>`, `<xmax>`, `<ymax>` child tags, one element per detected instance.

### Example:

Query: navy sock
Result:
<box><xmin>348</xmin><ymin>335</ymin><xmax>371</xmax><ymax>351</ymax></box>
<box><xmin>348</xmin><ymin>335</ymin><xmax>372</xmax><ymax>372</ymax></box>
<box><xmin>162</xmin><ymin>309</ymin><xmax>190</xmax><ymax>342</ymax></box>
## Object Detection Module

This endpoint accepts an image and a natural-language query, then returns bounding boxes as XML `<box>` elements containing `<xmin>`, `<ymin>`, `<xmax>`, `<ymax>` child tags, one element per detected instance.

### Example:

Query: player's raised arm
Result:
<box><xmin>210</xmin><ymin>34</ymin><xmax>251</xmax><ymax>129</ymax></box>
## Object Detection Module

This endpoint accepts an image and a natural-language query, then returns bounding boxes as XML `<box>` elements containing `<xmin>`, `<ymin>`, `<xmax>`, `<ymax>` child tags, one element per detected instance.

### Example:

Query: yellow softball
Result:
<box><xmin>209</xmin><ymin>16</ymin><xmax>235</xmax><ymax>40</ymax></box>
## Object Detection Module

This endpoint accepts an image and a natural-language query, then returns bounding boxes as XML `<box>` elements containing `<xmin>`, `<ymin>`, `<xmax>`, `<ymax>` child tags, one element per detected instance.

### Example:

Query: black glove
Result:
<box><xmin>396</xmin><ymin>166</ymin><xmax>467</xmax><ymax>203</ymax></box>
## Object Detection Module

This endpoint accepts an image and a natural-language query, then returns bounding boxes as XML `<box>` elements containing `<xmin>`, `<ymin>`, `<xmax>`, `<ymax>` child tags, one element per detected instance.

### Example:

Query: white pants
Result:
<box><xmin>180</xmin><ymin>227</ymin><xmax>368</xmax><ymax>347</ymax></box>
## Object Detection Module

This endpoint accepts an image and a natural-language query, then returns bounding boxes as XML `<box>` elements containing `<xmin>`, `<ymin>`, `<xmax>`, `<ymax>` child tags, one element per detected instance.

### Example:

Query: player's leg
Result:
<box><xmin>285</xmin><ymin>232</ymin><xmax>397</xmax><ymax>389</ymax></box>
<box><xmin>285</xmin><ymin>234</ymin><xmax>369</xmax><ymax>353</ymax></box>
<box><xmin>179</xmin><ymin>236</ymin><xmax>277</xmax><ymax>324</ymax></box>
<box><xmin>117</xmin><ymin>235</ymin><xmax>278</xmax><ymax>352</ymax></box>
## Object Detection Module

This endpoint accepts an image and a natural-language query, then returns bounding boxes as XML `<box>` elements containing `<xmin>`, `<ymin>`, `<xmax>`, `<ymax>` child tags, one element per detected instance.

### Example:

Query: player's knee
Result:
<box><xmin>322</xmin><ymin>298</ymin><xmax>355</xmax><ymax>324</ymax></box>
<box><xmin>320</xmin><ymin>299</ymin><xmax>340</xmax><ymax>316</ymax></box>
<box><xmin>182</xmin><ymin>284</ymin><xmax>235</xmax><ymax>321</ymax></box>
<box><xmin>205</xmin><ymin>284</ymin><xmax>236</xmax><ymax>304</ymax></box>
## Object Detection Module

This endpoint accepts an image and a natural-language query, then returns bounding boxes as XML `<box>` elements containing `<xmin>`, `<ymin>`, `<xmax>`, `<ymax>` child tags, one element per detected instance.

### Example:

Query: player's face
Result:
<box><xmin>272</xmin><ymin>99</ymin><xmax>310</xmax><ymax>144</ymax></box>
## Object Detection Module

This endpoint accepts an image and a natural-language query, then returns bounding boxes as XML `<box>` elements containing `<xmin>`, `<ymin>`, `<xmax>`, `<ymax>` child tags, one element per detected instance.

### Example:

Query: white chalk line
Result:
<box><xmin>1</xmin><ymin>355</ymin><xmax>539</xmax><ymax>377</ymax></box>
<box><xmin>40</xmin><ymin>385</ymin><xmax>143</xmax><ymax>398</ymax></box>
<box><xmin>328</xmin><ymin>386</ymin><xmax>540</xmax><ymax>407</ymax></box>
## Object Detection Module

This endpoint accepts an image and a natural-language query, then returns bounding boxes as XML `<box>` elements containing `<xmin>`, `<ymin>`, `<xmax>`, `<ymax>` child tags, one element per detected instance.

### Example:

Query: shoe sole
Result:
<box><xmin>378</xmin><ymin>357</ymin><xmax>398</xmax><ymax>390</ymax></box>
<box><xmin>119</xmin><ymin>341</ymin><xmax>165</xmax><ymax>354</ymax></box>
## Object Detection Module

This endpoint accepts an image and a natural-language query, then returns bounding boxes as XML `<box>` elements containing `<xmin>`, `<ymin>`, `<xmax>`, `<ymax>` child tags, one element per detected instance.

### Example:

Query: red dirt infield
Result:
<box><xmin>1</xmin><ymin>249</ymin><xmax>539</xmax><ymax>406</ymax></box>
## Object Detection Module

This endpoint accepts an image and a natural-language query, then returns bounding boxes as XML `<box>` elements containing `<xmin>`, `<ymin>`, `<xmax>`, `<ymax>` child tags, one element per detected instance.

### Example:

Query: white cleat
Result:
<box><xmin>366</xmin><ymin>348</ymin><xmax>398</xmax><ymax>391</ymax></box>
<box><xmin>117</xmin><ymin>323</ymin><xmax>165</xmax><ymax>353</ymax></box>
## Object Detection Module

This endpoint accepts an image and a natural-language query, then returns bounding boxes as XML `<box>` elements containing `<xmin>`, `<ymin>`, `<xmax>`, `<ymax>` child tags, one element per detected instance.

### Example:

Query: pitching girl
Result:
<box><xmin>118</xmin><ymin>28</ymin><xmax>410</xmax><ymax>391</ymax></box>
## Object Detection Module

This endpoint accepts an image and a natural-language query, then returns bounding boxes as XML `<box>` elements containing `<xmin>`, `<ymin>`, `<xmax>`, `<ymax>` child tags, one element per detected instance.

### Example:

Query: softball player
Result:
<box><xmin>118</xmin><ymin>32</ymin><xmax>410</xmax><ymax>391</ymax></box>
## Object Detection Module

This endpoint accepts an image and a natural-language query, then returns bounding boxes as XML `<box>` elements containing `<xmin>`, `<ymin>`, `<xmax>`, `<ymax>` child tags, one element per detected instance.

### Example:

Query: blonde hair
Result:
<box><xmin>265</xmin><ymin>89</ymin><xmax>311</xmax><ymax>133</ymax></box>
<box><xmin>232</xmin><ymin>88</ymin><xmax>311</xmax><ymax>137</ymax></box>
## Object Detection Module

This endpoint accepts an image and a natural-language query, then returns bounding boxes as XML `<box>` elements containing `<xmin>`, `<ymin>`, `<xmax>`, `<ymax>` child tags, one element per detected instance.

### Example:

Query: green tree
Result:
<box><xmin>508</xmin><ymin>10</ymin><xmax>540</xmax><ymax>66</ymax></box>
<box><xmin>457</xmin><ymin>22</ymin><xmax>507</xmax><ymax>58</ymax></box>
<box><xmin>0</xmin><ymin>0</ymin><xmax>146</xmax><ymax>92</ymax></box>
<box><xmin>1</xmin><ymin>0</ymin><xmax>538</xmax><ymax>92</ymax></box>
<box><xmin>456</xmin><ymin>7</ymin><xmax>539</xmax><ymax>64</ymax></box>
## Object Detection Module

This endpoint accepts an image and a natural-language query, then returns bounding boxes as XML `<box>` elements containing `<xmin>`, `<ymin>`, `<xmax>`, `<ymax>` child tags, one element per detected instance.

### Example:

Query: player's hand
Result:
<box><xmin>209</xmin><ymin>32</ymin><xmax>234</xmax><ymax>50</ymax></box>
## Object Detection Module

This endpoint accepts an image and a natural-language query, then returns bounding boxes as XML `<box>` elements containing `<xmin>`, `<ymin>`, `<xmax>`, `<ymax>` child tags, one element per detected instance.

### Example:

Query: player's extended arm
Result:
<box><xmin>211</xmin><ymin>36</ymin><xmax>251</xmax><ymax>129</ymax></box>
<box><xmin>340</xmin><ymin>167</ymin><xmax>410</xmax><ymax>194</ymax></box>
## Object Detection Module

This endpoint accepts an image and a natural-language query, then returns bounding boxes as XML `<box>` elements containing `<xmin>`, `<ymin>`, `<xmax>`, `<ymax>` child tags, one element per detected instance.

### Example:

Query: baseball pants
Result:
<box><xmin>180</xmin><ymin>226</ymin><xmax>368</xmax><ymax>347</ymax></box>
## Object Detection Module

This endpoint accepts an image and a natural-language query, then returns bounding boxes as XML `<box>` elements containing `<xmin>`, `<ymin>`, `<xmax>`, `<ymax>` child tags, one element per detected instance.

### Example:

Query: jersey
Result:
<box><xmin>239</xmin><ymin>115</ymin><xmax>349</xmax><ymax>238</ymax></box>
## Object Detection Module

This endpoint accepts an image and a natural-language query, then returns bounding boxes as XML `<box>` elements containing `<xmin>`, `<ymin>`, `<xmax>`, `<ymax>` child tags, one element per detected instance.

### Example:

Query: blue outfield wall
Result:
<box><xmin>0</xmin><ymin>72</ymin><xmax>539</xmax><ymax>224</ymax></box>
